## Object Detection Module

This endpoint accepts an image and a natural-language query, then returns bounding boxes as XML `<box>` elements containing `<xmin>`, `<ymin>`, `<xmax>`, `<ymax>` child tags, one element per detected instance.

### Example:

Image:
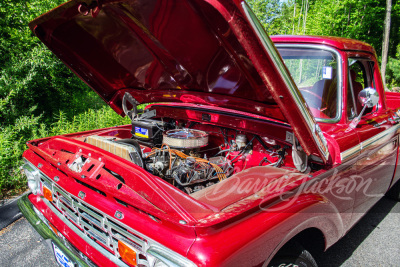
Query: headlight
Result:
<box><xmin>22</xmin><ymin>162</ymin><xmax>41</xmax><ymax>195</ymax></box>
<box><xmin>146</xmin><ymin>245</ymin><xmax>197</xmax><ymax>267</ymax></box>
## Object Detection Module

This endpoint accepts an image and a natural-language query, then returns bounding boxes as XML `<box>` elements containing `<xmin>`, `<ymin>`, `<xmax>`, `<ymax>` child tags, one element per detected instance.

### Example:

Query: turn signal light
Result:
<box><xmin>42</xmin><ymin>185</ymin><xmax>53</xmax><ymax>202</ymax></box>
<box><xmin>118</xmin><ymin>240</ymin><xmax>138</xmax><ymax>266</ymax></box>
<box><xmin>48</xmin><ymin>222</ymin><xmax>58</xmax><ymax>235</ymax></box>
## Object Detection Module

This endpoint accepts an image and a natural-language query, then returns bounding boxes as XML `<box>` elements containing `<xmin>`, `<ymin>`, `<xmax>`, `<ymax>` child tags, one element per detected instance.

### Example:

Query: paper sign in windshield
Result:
<box><xmin>322</xmin><ymin>66</ymin><xmax>332</xmax><ymax>79</ymax></box>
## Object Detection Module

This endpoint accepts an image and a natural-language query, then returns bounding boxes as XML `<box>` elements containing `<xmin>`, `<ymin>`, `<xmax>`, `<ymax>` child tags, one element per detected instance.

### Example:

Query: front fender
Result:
<box><xmin>189</xmin><ymin>193</ymin><xmax>343</xmax><ymax>267</ymax></box>
<box><xmin>263</xmin><ymin>203</ymin><xmax>343</xmax><ymax>265</ymax></box>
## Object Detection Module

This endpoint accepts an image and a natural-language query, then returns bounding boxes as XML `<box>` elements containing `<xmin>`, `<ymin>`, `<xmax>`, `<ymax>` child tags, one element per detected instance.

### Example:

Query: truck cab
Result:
<box><xmin>273</xmin><ymin>35</ymin><xmax>400</xmax><ymax>228</ymax></box>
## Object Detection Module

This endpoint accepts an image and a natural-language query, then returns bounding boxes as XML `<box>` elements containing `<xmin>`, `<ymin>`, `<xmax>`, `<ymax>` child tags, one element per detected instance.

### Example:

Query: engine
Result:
<box><xmin>84</xmin><ymin>92</ymin><xmax>304</xmax><ymax>195</ymax></box>
<box><xmin>143</xmin><ymin>129</ymin><xmax>233</xmax><ymax>194</ymax></box>
<box><xmin>85</xmin><ymin>99</ymin><xmax>292</xmax><ymax>195</ymax></box>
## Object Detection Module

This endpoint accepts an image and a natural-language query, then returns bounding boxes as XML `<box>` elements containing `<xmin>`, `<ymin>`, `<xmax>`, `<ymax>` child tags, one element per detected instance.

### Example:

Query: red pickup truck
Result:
<box><xmin>18</xmin><ymin>0</ymin><xmax>400</xmax><ymax>266</ymax></box>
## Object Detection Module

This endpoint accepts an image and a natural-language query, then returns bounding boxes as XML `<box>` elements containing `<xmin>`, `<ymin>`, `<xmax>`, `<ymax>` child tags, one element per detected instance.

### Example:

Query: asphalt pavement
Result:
<box><xmin>317</xmin><ymin>197</ymin><xmax>400</xmax><ymax>266</ymax></box>
<box><xmin>0</xmin><ymin>192</ymin><xmax>27</xmax><ymax>230</ymax></box>
<box><xmin>0</xmin><ymin>217</ymin><xmax>57</xmax><ymax>267</ymax></box>
<box><xmin>0</xmin><ymin>196</ymin><xmax>399</xmax><ymax>267</ymax></box>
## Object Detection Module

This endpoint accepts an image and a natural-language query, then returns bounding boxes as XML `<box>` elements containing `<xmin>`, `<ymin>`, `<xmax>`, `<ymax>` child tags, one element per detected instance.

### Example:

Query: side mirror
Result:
<box><xmin>349</xmin><ymin>87</ymin><xmax>379</xmax><ymax>129</ymax></box>
<box><xmin>358</xmin><ymin>87</ymin><xmax>379</xmax><ymax>108</ymax></box>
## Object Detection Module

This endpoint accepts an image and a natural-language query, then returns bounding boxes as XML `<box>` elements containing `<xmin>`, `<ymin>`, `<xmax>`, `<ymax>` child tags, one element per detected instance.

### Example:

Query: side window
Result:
<box><xmin>347</xmin><ymin>59</ymin><xmax>375</xmax><ymax>119</ymax></box>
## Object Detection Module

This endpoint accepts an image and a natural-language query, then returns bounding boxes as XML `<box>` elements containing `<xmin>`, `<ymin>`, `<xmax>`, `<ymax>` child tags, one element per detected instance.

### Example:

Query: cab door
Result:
<box><xmin>346</xmin><ymin>55</ymin><xmax>397</xmax><ymax>224</ymax></box>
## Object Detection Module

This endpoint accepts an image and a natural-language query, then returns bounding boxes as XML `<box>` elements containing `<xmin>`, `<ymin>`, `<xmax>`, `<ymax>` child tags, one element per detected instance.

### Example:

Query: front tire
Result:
<box><xmin>268</xmin><ymin>243</ymin><xmax>318</xmax><ymax>267</ymax></box>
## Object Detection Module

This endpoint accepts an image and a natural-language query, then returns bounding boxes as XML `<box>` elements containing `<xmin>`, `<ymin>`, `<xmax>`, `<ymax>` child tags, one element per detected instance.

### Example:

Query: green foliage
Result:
<box><xmin>0</xmin><ymin>0</ymin><xmax>103</xmax><ymax>125</ymax></box>
<box><xmin>387</xmin><ymin>45</ymin><xmax>400</xmax><ymax>89</ymax></box>
<box><xmin>305</xmin><ymin>0</ymin><xmax>386</xmax><ymax>55</ymax></box>
<box><xmin>260</xmin><ymin>0</ymin><xmax>390</xmax><ymax>54</ymax></box>
<box><xmin>246</xmin><ymin>0</ymin><xmax>282</xmax><ymax>32</ymax></box>
<box><xmin>247</xmin><ymin>0</ymin><xmax>400</xmax><ymax>89</ymax></box>
<box><xmin>0</xmin><ymin>115</ymin><xmax>43</xmax><ymax>196</ymax></box>
<box><xmin>49</xmin><ymin>108</ymin><xmax>131</xmax><ymax>136</ymax></box>
<box><xmin>0</xmin><ymin>0</ymin><xmax>127</xmax><ymax>196</ymax></box>
<box><xmin>0</xmin><ymin>44</ymin><xmax>96</xmax><ymax>124</ymax></box>
<box><xmin>0</xmin><ymin>106</ymin><xmax>131</xmax><ymax>198</ymax></box>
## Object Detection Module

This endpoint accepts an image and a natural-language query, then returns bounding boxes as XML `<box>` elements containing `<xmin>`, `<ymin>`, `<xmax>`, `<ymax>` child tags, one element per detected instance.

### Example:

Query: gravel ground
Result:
<box><xmin>0</xmin><ymin>197</ymin><xmax>399</xmax><ymax>267</ymax></box>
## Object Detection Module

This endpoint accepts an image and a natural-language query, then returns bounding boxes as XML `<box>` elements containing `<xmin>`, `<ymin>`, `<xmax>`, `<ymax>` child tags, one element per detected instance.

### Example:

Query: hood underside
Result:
<box><xmin>30</xmin><ymin>0</ymin><xmax>330</xmax><ymax>161</ymax></box>
<box><xmin>30</xmin><ymin>0</ymin><xmax>283</xmax><ymax>117</ymax></box>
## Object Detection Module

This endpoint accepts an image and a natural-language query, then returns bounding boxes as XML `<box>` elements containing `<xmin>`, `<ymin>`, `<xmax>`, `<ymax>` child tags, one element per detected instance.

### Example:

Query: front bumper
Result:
<box><xmin>18</xmin><ymin>194</ymin><xmax>95</xmax><ymax>267</ymax></box>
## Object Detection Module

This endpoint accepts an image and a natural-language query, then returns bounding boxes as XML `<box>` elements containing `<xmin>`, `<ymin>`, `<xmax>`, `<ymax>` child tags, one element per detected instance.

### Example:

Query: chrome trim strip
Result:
<box><xmin>340</xmin><ymin>144</ymin><xmax>362</xmax><ymax>161</ymax></box>
<box><xmin>361</xmin><ymin>125</ymin><xmax>398</xmax><ymax>150</ymax></box>
<box><xmin>340</xmin><ymin>124</ymin><xmax>400</xmax><ymax>161</ymax></box>
<box><xmin>273</xmin><ymin>44</ymin><xmax>343</xmax><ymax>124</ymax></box>
<box><xmin>242</xmin><ymin>3</ymin><xmax>330</xmax><ymax>160</ymax></box>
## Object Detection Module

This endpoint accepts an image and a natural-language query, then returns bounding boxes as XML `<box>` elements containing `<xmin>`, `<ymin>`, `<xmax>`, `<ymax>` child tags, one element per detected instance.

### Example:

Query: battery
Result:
<box><xmin>131</xmin><ymin>120</ymin><xmax>166</xmax><ymax>146</ymax></box>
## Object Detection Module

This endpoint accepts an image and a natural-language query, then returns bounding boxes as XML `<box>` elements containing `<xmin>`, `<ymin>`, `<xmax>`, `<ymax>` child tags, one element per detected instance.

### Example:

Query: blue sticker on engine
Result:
<box><xmin>135</xmin><ymin>127</ymin><xmax>149</xmax><ymax>138</ymax></box>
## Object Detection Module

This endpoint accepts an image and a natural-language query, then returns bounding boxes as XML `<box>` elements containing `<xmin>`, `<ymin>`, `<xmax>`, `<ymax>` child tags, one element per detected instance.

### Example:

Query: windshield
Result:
<box><xmin>277</xmin><ymin>47</ymin><xmax>339</xmax><ymax>120</ymax></box>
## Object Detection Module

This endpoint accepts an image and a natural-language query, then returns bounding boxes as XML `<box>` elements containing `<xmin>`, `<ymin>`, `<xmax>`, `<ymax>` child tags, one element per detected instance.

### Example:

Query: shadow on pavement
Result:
<box><xmin>315</xmin><ymin>196</ymin><xmax>399</xmax><ymax>266</ymax></box>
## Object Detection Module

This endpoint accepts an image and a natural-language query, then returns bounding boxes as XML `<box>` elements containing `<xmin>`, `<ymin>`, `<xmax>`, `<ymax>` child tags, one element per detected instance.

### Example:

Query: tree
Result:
<box><xmin>246</xmin><ymin>0</ymin><xmax>282</xmax><ymax>33</ymax></box>
<box><xmin>381</xmin><ymin>0</ymin><xmax>393</xmax><ymax>89</ymax></box>
<box><xmin>247</xmin><ymin>0</ymin><xmax>400</xmax><ymax>89</ymax></box>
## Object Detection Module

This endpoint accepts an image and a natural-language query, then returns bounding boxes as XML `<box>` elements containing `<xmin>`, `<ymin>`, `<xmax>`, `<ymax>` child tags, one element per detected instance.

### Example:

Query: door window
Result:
<box><xmin>347</xmin><ymin>59</ymin><xmax>376</xmax><ymax>120</ymax></box>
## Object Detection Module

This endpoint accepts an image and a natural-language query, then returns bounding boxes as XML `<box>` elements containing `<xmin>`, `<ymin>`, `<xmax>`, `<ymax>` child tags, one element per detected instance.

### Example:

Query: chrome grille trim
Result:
<box><xmin>42</xmin><ymin>195</ymin><xmax>130</xmax><ymax>267</ymax></box>
<box><xmin>39</xmin><ymin>174</ymin><xmax>148</xmax><ymax>260</ymax></box>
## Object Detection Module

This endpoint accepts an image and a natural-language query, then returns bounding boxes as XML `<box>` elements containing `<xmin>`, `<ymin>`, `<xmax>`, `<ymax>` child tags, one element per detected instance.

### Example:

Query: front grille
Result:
<box><xmin>40</xmin><ymin>175</ymin><xmax>148</xmax><ymax>259</ymax></box>
<box><xmin>25</xmin><ymin>157</ymin><xmax>197</xmax><ymax>267</ymax></box>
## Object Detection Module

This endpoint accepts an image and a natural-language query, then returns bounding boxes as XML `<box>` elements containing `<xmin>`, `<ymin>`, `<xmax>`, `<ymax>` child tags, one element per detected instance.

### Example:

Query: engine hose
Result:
<box><xmin>255</xmin><ymin>135</ymin><xmax>273</xmax><ymax>153</ymax></box>
<box><xmin>214</xmin><ymin>149</ymin><xmax>230</xmax><ymax>157</ymax></box>
<box><xmin>259</xmin><ymin>157</ymin><xmax>272</xmax><ymax>166</ymax></box>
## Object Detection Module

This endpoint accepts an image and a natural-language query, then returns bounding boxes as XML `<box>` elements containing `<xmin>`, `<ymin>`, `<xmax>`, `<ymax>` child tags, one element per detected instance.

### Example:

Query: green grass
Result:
<box><xmin>0</xmin><ymin>106</ymin><xmax>132</xmax><ymax>199</ymax></box>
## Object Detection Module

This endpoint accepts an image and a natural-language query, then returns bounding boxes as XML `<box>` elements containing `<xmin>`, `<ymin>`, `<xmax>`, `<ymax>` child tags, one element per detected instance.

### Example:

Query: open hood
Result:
<box><xmin>29</xmin><ymin>0</ymin><xmax>330</xmax><ymax>161</ymax></box>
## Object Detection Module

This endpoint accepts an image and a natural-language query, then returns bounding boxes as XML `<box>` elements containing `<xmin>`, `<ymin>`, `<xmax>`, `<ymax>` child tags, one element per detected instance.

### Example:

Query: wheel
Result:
<box><xmin>385</xmin><ymin>179</ymin><xmax>400</xmax><ymax>201</ymax></box>
<box><xmin>268</xmin><ymin>243</ymin><xmax>318</xmax><ymax>267</ymax></box>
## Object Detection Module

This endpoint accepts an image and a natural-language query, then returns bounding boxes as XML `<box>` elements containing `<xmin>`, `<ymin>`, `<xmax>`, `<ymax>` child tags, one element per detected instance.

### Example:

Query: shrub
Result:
<box><xmin>0</xmin><ymin>106</ymin><xmax>131</xmax><ymax>198</ymax></box>
<box><xmin>0</xmin><ymin>0</ymin><xmax>125</xmax><ymax>197</ymax></box>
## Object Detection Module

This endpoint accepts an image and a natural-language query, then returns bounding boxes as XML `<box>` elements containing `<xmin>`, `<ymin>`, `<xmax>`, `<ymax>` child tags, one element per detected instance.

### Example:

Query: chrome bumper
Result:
<box><xmin>18</xmin><ymin>194</ymin><xmax>94</xmax><ymax>267</ymax></box>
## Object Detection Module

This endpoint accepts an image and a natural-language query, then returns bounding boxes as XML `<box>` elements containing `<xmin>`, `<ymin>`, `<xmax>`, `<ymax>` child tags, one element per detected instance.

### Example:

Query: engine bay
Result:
<box><xmin>84</xmin><ymin>126</ymin><xmax>287</xmax><ymax>194</ymax></box>
<box><xmin>78</xmin><ymin>95</ymin><xmax>322</xmax><ymax>195</ymax></box>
